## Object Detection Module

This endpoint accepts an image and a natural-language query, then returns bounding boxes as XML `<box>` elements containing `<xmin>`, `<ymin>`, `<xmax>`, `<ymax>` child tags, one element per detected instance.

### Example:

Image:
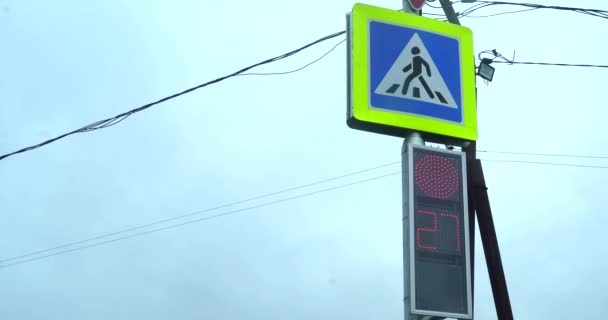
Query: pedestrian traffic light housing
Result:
<box><xmin>404</xmin><ymin>143</ymin><xmax>472</xmax><ymax>319</ymax></box>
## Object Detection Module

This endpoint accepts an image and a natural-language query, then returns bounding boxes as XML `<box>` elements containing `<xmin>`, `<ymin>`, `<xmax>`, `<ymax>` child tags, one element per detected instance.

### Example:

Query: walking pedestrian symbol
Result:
<box><xmin>374</xmin><ymin>33</ymin><xmax>457</xmax><ymax>109</ymax></box>
<box><xmin>366</xmin><ymin>20</ymin><xmax>465</xmax><ymax>125</ymax></box>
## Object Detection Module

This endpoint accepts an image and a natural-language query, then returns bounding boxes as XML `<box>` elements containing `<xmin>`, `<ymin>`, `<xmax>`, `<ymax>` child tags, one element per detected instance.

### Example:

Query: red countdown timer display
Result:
<box><xmin>406</xmin><ymin>144</ymin><xmax>472</xmax><ymax>319</ymax></box>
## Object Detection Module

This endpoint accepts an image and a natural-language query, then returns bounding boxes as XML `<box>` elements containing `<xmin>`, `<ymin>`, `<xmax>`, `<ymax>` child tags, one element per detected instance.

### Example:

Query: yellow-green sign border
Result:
<box><xmin>348</xmin><ymin>3</ymin><xmax>477</xmax><ymax>143</ymax></box>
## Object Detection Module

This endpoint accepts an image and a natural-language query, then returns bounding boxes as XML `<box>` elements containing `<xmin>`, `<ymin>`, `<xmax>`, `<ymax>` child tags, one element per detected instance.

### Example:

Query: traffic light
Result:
<box><xmin>404</xmin><ymin>144</ymin><xmax>472</xmax><ymax>319</ymax></box>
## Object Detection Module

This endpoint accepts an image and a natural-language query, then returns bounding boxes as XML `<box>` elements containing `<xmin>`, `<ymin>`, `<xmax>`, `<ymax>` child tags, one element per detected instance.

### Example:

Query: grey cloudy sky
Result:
<box><xmin>1</xmin><ymin>0</ymin><xmax>607</xmax><ymax>319</ymax></box>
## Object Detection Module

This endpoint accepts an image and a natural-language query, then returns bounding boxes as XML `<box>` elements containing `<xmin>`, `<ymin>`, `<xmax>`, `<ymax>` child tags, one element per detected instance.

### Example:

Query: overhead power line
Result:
<box><xmin>481</xmin><ymin>159</ymin><xmax>608</xmax><ymax>169</ymax></box>
<box><xmin>0</xmin><ymin>159</ymin><xmax>398</xmax><ymax>265</ymax></box>
<box><xmin>459</xmin><ymin>1</ymin><xmax>608</xmax><ymax>19</ymax></box>
<box><xmin>491</xmin><ymin>60</ymin><xmax>608</xmax><ymax>68</ymax></box>
<box><xmin>0</xmin><ymin>30</ymin><xmax>346</xmax><ymax>162</ymax></box>
<box><xmin>478</xmin><ymin>150</ymin><xmax>608</xmax><ymax>159</ymax></box>
<box><xmin>239</xmin><ymin>39</ymin><xmax>345</xmax><ymax>76</ymax></box>
<box><xmin>415</xmin><ymin>1</ymin><xmax>607</xmax><ymax>20</ymax></box>
<box><xmin>0</xmin><ymin>171</ymin><xmax>399</xmax><ymax>269</ymax></box>
<box><xmin>3</xmin><ymin>147</ymin><xmax>608</xmax><ymax>268</ymax></box>
<box><xmin>478</xmin><ymin>49</ymin><xmax>608</xmax><ymax>69</ymax></box>
<box><xmin>424</xmin><ymin>0</ymin><xmax>442</xmax><ymax>10</ymax></box>
<box><xmin>462</xmin><ymin>7</ymin><xmax>540</xmax><ymax>18</ymax></box>
<box><xmin>2</xmin><ymin>2</ymin><xmax>607</xmax><ymax>163</ymax></box>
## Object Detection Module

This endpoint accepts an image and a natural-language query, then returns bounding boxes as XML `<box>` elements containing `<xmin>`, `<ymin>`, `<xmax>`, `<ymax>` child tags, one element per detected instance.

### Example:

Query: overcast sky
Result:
<box><xmin>1</xmin><ymin>0</ymin><xmax>607</xmax><ymax>319</ymax></box>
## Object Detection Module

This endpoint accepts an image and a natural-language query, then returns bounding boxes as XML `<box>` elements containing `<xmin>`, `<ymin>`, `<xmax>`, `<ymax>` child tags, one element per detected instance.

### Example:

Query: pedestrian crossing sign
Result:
<box><xmin>347</xmin><ymin>3</ymin><xmax>477</xmax><ymax>144</ymax></box>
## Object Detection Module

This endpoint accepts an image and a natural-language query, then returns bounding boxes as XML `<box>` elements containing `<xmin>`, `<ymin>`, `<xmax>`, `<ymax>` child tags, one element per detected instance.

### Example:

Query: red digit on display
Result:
<box><xmin>416</xmin><ymin>209</ymin><xmax>438</xmax><ymax>250</ymax></box>
<box><xmin>439</xmin><ymin>213</ymin><xmax>461</xmax><ymax>253</ymax></box>
<box><xmin>417</xmin><ymin>209</ymin><xmax>462</xmax><ymax>254</ymax></box>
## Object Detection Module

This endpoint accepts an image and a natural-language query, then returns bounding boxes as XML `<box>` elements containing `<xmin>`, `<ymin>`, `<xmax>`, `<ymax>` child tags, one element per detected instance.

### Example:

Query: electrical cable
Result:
<box><xmin>460</xmin><ymin>1</ymin><xmax>608</xmax><ymax>19</ymax></box>
<box><xmin>0</xmin><ymin>171</ymin><xmax>399</xmax><ymax>269</ymax></box>
<box><xmin>239</xmin><ymin>39</ymin><xmax>345</xmax><ymax>76</ymax></box>
<box><xmin>2</xmin><ymin>1</ymin><xmax>608</xmax><ymax>269</ymax></box>
<box><xmin>422</xmin><ymin>12</ymin><xmax>448</xmax><ymax>17</ymax></box>
<box><xmin>3</xmin><ymin>146</ymin><xmax>608</xmax><ymax>268</ymax></box>
<box><xmin>478</xmin><ymin>49</ymin><xmax>608</xmax><ymax>69</ymax></box>
<box><xmin>0</xmin><ymin>30</ymin><xmax>346</xmax><ymax>162</ymax></box>
<box><xmin>3</xmin><ymin>1</ymin><xmax>608</xmax><ymax>162</ymax></box>
<box><xmin>3</xmin><ymin>3</ymin><xmax>606</xmax><ymax>163</ymax></box>
<box><xmin>464</xmin><ymin>7</ymin><xmax>540</xmax><ymax>18</ymax></box>
<box><xmin>491</xmin><ymin>60</ymin><xmax>608</xmax><ymax>68</ymax></box>
<box><xmin>423</xmin><ymin>0</ymin><xmax>443</xmax><ymax>9</ymax></box>
<box><xmin>478</xmin><ymin>150</ymin><xmax>608</xmax><ymax>159</ymax></box>
<box><xmin>480</xmin><ymin>159</ymin><xmax>608</xmax><ymax>169</ymax></box>
<box><xmin>459</xmin><ymin>2</ymin><xmax>495</xmax><ymax>18</ymax></box>
<box><xmin>0</xmin><ymin>159</ymin><xmax>398</xmax><ymax>264</ymax></box>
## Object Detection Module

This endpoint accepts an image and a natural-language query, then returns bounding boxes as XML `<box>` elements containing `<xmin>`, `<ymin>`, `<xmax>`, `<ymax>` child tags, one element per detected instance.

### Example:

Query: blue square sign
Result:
<box><xmin>369</xmin><ymin>20</ymin><xmax>463</xmax><ymax>123</ymax></box>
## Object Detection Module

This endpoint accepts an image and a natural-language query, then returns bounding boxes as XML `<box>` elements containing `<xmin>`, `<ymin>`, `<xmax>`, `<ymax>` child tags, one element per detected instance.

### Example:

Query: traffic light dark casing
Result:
<box><xmin>404</xmin><ymin>144</ymin><xmax>472</xmax><ymax>319</ymax></box>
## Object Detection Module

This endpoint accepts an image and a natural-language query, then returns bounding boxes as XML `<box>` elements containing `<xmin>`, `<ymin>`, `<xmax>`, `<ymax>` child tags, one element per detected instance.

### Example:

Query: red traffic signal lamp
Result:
<box><xmin>407</xmin><ymin>0</ymin><xmax>428</xmax><ymax>10</ymax></box>
<box><xmin>403</xmin><ymin>144</ymin><xmax>472</xmax><ymax>319</ymax></box>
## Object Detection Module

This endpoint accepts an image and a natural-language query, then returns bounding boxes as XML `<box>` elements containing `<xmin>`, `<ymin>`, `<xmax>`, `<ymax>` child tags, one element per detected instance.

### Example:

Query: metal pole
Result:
<box><xmin>402</xmin><ymin>133</ymin><xmax>424</xmax><ymax>320</ymax></box>
<box><xmin>464</xmin><ymin>142</ymin><xmax>477</xmax><ymax>319</ymax></box>
<box><xmin>439</xmin><ymin>0</ymin><xmax>461</xmax><ymax>24</ymax></box>
<box><xmin>469</xmin><ymin>160</ymin><xmax>514</xmax><ymax>320</ymax></box>
<box><xmin>436</xmin><ymin>2</ymin><xmax>482</xmax><ymax>319</ymax></box>
<box><xmin>400</xmin><ymin>1</ymin><xmax>423</xmax><ymax>319</ymax></box>
<box><xmin>437</xmin><ymin>1</ymin><xmax>513</xmax><ymax>318</ymax></box>
<box><xmin>402</xmin><ymin>140</ymin><xmax>413</xmax><ymax>320</ymax></box>
<box><xmin>402</xmin><ymin>128</ymin><xmax>424</xmax><ymax>319</ymax></box>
